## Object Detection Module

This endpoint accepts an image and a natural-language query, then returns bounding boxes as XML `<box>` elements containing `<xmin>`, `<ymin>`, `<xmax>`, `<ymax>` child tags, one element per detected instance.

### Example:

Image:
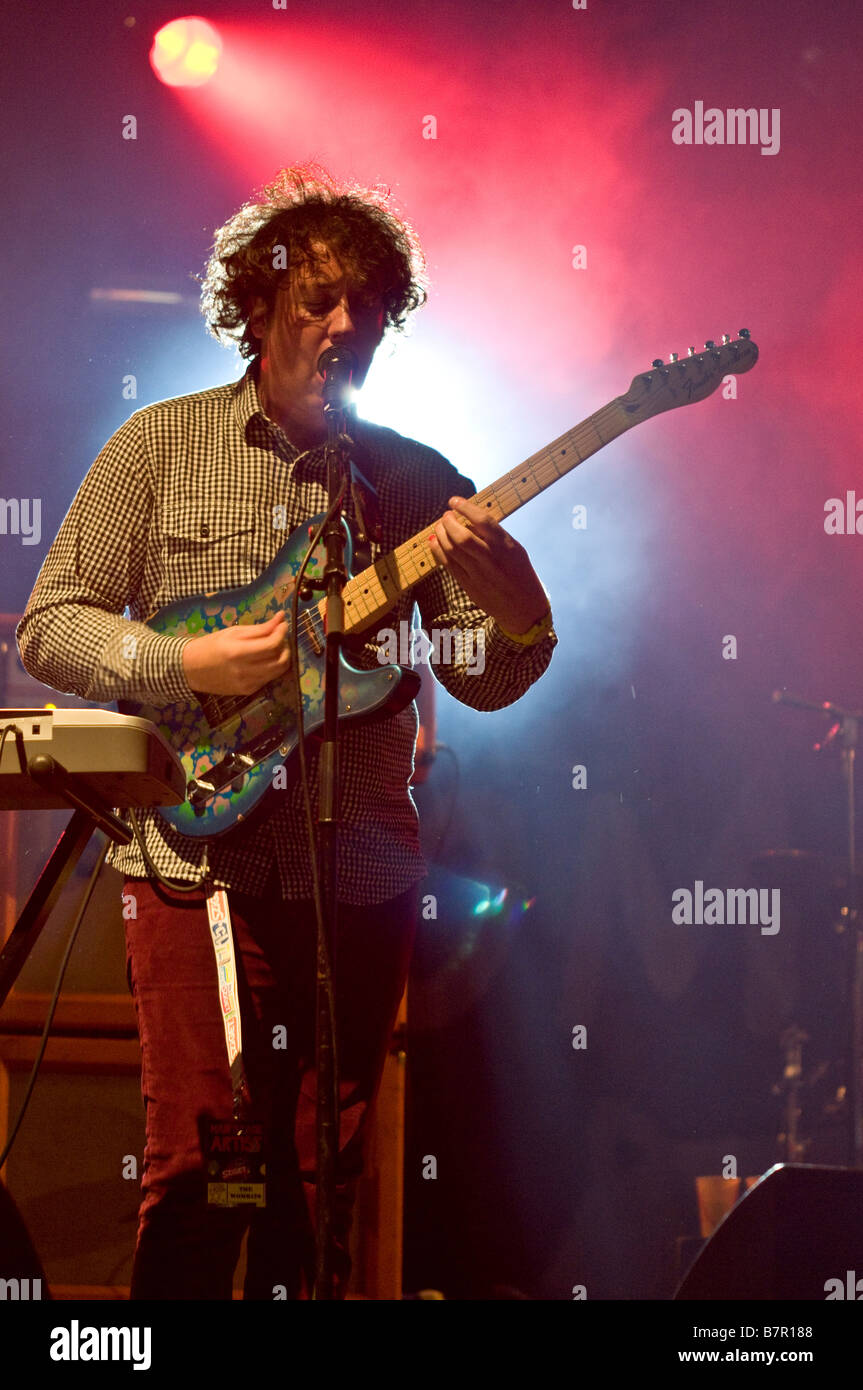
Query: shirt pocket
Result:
<box><xmin>159</xmin><ymin>500</ymin><xmax>258</xmax><ymax>598</ymax></box>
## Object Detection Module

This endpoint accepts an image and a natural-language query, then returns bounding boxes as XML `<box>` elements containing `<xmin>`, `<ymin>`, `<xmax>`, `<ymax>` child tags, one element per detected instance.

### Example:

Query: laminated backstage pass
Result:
<box><xmin>203</xmin><ymin>884</ymin><xmax>267</xmax><ymax>1208</ymax></box>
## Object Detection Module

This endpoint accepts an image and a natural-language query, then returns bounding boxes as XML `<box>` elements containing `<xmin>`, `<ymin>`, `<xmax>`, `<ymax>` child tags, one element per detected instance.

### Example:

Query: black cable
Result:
<box><xmin>126</xmin><ymin>807</ymin><xmax>207</xmax><ymax>893</ymax></box>
<box><xmin>0</xmin><ymin>722</ymin><xmax>28</xmax><ymax>775</ymax></box>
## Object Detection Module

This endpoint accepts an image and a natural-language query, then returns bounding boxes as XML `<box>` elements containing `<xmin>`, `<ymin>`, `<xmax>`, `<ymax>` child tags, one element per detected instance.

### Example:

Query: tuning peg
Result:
<box><xmin>669</xmin><ymin>352</ymin><xmax>679</xmax><ymax>363</ymax></box>
<box><xmin>652</xmin><ymin>358</ymin><xmax>664</xmax><ymax>368</ymax></box>
<box><xmin>721</xmin><ymin>333</ymin><xmax>731</xmax><ymax>344</ymax></box>
<box><xmin>704</xmin><ymin>340</ymin><xmax>716</xmax><ymax>349</ymax></box>
<box><xmin>739</xmin><ymin>328</ymin><xmax>751</xmax><ymax>338</ymax></box>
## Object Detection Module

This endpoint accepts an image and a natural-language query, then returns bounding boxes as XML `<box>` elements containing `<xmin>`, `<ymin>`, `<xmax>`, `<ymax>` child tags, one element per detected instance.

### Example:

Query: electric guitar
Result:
<box><xmin>122</xmin><ymin>332</ymin><xmax>758</xmax><ymax>839</ymax></box>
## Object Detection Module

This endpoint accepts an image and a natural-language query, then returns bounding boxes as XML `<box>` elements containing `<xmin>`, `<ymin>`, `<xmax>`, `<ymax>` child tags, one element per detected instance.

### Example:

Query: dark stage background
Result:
<box><xmin>1</xmin><ymin>0</ymin><xmax>862</xmax><ymax>1301</ymax></box>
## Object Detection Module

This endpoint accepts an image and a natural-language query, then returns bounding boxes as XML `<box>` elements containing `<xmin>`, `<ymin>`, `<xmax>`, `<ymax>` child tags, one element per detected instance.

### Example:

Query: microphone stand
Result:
<box><xmin>313</xmin><ymin>349</ymin><xmax>356</xmax><ymax>1298</ymax></box>
<box><xmin>773</xmin><ymin>690</ymin><xmax>862</xmax><ymax>1165</ymax></box>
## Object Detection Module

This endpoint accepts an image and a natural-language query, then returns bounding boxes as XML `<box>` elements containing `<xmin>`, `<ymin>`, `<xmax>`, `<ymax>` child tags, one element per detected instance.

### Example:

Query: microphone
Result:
<box><xmin>318</xmin><ymin>346</ymin><xmax>358</xmax><ymax>414</ymax></box>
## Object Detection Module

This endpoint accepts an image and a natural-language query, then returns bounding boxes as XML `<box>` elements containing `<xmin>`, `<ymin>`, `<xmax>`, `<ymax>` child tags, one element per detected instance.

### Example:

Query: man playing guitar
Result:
<box><xmin>17</xmin><ymin>165</ymin><xmax>556</xmax><ymax>1299</ymax></box>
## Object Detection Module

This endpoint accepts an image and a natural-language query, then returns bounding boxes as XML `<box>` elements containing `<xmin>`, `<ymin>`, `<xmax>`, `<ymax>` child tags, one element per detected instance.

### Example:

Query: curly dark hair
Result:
<box><xmin>199</xmin><ymin>164</ymin><xmax>427</xmax><ymax>359</ymax></box>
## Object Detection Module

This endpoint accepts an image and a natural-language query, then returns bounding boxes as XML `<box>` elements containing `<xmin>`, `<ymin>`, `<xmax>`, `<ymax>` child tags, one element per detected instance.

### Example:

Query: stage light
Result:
<box><xmin>90</xmin><ymin>289</ymin><xmax>185</xmax><ymax>304</ymax></box>
<box><xmin>358</xmin><ymin>334</ymin><xmax>497</xmax><ymax>483</ymax></box>
<box><xmin>473</xmin><ymin>887</ymin><xmax>509</xmax><ymax>918</ymax></box>
<box><xmin>149</xmin><ymin>17</ymin><xmax>222</xmax><ymax>88</ymax></box>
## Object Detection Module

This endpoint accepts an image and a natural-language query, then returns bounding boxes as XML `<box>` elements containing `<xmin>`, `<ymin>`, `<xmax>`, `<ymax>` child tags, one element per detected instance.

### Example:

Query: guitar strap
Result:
<box><xmin>345</xmin><ymin>423</ymin><xmax>383</xmax><ymax>571</ymax></box>
<box><xmin>202</xmin><ymin>866</ymin><xmax>267</xmax><ymax>1208</ymax></box>
<box><xmin>204</xmin><ymin>882</ymin><xmax>251</xmax><ymax>1117</ymax></box>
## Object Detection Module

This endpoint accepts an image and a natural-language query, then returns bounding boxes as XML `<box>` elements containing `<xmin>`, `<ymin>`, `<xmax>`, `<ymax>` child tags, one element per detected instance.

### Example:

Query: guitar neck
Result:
<box><xmin>336</xmin><ymin>394</ymin><xmax>633</xmax><ymax>637</ymax></box>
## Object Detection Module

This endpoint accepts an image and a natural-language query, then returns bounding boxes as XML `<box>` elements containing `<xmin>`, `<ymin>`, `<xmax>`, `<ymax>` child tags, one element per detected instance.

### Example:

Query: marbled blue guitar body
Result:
<box><xmin>120</xmin><ymin>513</ymin><xmax>419</xmax><ymax>841</ymax></box>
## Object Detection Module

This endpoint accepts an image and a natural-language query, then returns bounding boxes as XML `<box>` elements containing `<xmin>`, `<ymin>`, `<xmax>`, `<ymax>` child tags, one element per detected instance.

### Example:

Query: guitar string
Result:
<box><xmin>204</xmin><ymin>397</ymin><xmax>630</xmax><ymax>730</ymax></box>
<box><xmin>206</xmin><ymin>393</ymin><xmax>631</xmax><ymax>729</ymax></box>
<box><xmin>202</xmin><ymin>381</ymin><xmax>680</xmax><ymax>729</ymax></box>
<box><xmin>184</xmin><ymin>354</ymin><xmax>735</xmax><ymax>741</ymax></box>
<box><xmin>335</xmin><ymin>350</ymin><xmax>732</xmax><ymax>626</ymax></box>
<box><xmin>204</xmin><ymin>606</ymin><xmax>322</xmax><ymax>729</ymax></box>
<box><xmin>337</xmin><ymin>397</ymin><xmax>629</xmax><ymax>626</ymax></box>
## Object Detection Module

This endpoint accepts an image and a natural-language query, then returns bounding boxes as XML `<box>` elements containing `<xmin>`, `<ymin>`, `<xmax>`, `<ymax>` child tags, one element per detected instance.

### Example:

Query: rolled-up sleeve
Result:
<box><xmin>414</xmin><ymin>562</ymin><xmax>556</xmax><ymax>711</ymax></box>
<box><xmin>16</xmin><ymin>415</ymin><xmax>195</xmax><ymax>705</ymax></box>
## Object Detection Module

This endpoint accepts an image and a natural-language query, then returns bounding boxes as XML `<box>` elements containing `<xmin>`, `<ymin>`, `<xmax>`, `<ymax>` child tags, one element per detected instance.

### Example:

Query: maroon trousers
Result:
<box><xmin>123</xmin><ymin>874</ymin><xmax>418</xmax><ymax>1299</ymax></box>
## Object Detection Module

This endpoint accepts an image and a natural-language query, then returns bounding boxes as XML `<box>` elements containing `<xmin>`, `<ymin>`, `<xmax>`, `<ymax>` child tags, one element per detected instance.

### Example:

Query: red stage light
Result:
<box><xmin>149</xmin><ymin>17</ymin><xmax>222</xmax><ymax>88</ymax></box>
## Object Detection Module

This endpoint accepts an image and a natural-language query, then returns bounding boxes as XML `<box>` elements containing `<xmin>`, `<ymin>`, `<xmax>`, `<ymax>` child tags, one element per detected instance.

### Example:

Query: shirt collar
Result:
<box><xmin>232</xmin><ymin>359</ymin><xmax>299</xmax><ymax>453</ymax></box>
<box><xmin>231</xmin><ymin>358</ymin><xmax>370</xmax><ymax>466</ymax></box>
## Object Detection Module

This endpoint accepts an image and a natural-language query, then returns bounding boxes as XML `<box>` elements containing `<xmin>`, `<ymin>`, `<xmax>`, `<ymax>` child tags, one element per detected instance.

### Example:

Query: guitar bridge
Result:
<box><xmin>187</xmin><ymin>730</ymin><xmax>286</xmax><ymax>809</ymax></box>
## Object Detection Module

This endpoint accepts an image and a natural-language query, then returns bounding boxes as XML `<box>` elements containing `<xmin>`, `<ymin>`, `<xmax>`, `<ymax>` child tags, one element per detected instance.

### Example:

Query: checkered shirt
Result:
<box><xmin>17</xmin><ymin>365</ymin><xmax>557</xmax><ymax>903</ymax></box>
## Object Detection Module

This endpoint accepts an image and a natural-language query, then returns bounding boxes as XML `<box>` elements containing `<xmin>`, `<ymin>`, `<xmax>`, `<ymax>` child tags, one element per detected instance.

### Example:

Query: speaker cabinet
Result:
<box><xmin>676</xmin><ymin>1163</ymin><xmax>863</xmax><ymax>1299</ymax></box>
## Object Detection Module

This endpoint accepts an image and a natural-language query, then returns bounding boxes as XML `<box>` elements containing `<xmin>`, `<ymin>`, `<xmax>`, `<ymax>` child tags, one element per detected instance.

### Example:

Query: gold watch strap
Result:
<box><xmin>496</xmin><ymin>607</ymin><xmax>553</xmax><ymax>646</ymax></box>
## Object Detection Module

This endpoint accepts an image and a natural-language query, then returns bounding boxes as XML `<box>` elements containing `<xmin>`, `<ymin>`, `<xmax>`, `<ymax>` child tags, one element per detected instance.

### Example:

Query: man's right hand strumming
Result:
<box><xmin>182</xmin><ymin>611</ymin><xmax>292</xmax><ymax>695</ymax></box>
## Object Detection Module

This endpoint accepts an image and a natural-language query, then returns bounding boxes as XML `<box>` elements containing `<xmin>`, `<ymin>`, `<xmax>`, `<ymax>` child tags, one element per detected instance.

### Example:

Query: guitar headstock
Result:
<box><xmin>619</xmin><ymin>331</ymin><xmax>758</xmax><ymax>421</ymax></box>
